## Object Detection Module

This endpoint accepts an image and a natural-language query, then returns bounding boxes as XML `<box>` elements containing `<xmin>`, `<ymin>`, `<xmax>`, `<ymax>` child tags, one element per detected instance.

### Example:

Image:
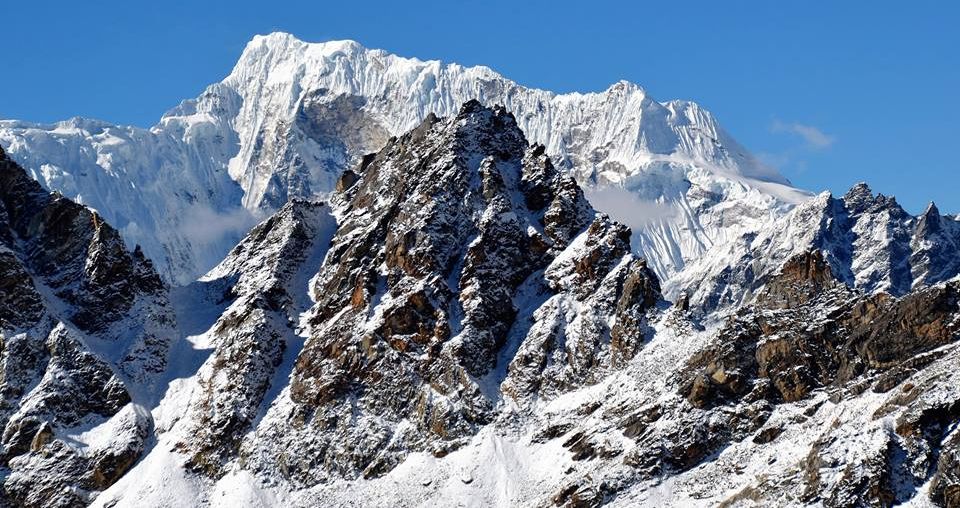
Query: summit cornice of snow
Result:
<box><xmin>217</xmin><ymin>32</ymin><xmax>789</xmax><ymax>182</ymax></box>
<box><xmin>228</xmin><ymin>33</ymin><xmax>645</xmax><ymax>100</ymax></box>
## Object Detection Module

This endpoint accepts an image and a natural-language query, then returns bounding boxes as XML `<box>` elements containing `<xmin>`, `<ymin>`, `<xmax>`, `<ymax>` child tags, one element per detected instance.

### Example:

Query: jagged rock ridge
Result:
<box><xmin>94</xmin><ymin>101</ymin><xmax>665</xmax><ymax>507</ymax></box>
<box><xmin>673</xmin><ymin>182</ymin><xmax>960</xmax><ymax>315</ymax></box>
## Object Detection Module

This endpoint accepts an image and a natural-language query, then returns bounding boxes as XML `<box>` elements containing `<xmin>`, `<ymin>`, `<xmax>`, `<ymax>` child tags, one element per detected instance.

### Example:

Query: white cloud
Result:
<box><xmin>756</xmin><ymin>151</ymin><xmax>791</xmax><ymax>169</ymax></box>
<box><xmin>584</xmin><ymin>187</ymin><xmax>679</xmax><ymax>229</ymax></box>
<box><xmin>771</xmin><ymin>120</ymin><xmax>835</xmax><ymax>149</ymax></box>
<box><xmin>179</xmin><ymin>205</ymin><xmax>260</xmax><ymax>248</ymax></box>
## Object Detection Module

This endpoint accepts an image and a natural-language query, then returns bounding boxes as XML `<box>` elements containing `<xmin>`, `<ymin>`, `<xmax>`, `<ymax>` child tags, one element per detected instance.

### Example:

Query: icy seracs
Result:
<box><xmin>0</xmin><ymin>32</ymin><xmax>809</xmax><ymax>285</ymax></box>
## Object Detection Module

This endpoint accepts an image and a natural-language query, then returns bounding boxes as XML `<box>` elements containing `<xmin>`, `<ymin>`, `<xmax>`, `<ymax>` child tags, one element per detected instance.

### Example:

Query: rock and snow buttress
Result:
<box><xmin>0</xmin><ymin>144</ymin><xmax>176</xmax><ymax>506</ymax></box>
<box><xmin>2</xmin><ymin>102</ymin><xmax>662</xmax><ymax>506</ymax></box>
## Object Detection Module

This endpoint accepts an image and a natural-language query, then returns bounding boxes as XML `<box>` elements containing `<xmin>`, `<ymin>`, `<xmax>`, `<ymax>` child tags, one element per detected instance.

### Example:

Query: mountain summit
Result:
<box><xmin>91</xmin><ymin>101</ymin><xmax>665</xmax><ymax>507</ymax></box>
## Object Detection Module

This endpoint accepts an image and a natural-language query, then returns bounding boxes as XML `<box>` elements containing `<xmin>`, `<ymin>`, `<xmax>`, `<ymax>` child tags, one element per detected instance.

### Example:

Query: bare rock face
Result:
<box><xmin>0</xmin><ymin>146</ymin><xmax>175</xmax><ymax>506</ymax></box>
<box><xmin>686</xmin><ymin>248</ymin><xmax>960</xmax><ymax>406</ymax></box>
<box><xmin>667</xmin><ymin>248</ymin><xmax>960</xmax><ymax>506</ymax></box>
<box><xmin>249</xmin><ymin>91</ymin><xmax>392</xmax><ymax>210</ymax></box>
<box><xmin>503</xmin><ymin>220</ymin><xmax>661</xmax><ymax>400</ymax></box>
<box><xmin>932</xmin><ymin>430</ymin><xmax>960</xmax><ymax>506</ymax></box>
<box><xmin>0</xmin><ymin>251</ymin><xmax>44</xmax><ymax>331</ymax></box>
<box><xmin>239</xmin><ymin>101</ymin><xmax>661</xmax><ymax>486</ymax></box>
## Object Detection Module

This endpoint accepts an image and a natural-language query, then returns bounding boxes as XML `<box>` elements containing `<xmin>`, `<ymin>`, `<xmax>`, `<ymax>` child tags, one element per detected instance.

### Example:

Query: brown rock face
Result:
<box><xmin>169</xmin><ymin>200</ymin><xmax>335</xmax><ymax>478</ymax></box>
<box><xmin>754</xmin><ymin>249</ymin><xmax>839</xmax><ymax>309</ymax></box>
<box><xmin>0</xmin><ymin>252</ymin><xmax>44</xmax><ymax>330</ymax></box>
<box><xmin>611</xmin><ymin>259</ymin><xmax>661</xmax><ymax>367</ymax></box>
<box><xmin>684</xmin><ymin>249</ymin><xmax>960</xmax><ymax>407</ymax></box>
<box><xmin>0</xmin><ymin>151</ymin><xmax>164</xmax><ymax>337</ymax></box>
<box><xmin>672</xmin><ymin>248</ymin><xmax>960</xmax><ymax>504</ymax></box>
<box><xmin>932</xmin><ymin>430</ymin><xmax>960</xmax><ymax>507</ymax></box>
<box><xmin>502</xmin><ymin>216</ymin><xmax>661</xmax><ymax>401</ymax></box>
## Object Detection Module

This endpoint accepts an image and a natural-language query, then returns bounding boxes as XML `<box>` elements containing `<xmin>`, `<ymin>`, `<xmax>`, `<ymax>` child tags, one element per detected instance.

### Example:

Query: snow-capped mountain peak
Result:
<box><xmin>672</xmin><ymin>179</ymin><xmax>960</xmax><ymax>315</ymax></box>
<box><xmin>1</xmin><ymin>32</ymin><xmax>807</xmax><ymax>288</ymax></box>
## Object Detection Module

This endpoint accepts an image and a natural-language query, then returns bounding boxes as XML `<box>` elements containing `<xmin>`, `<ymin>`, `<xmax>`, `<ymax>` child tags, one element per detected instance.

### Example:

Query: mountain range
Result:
<box><xmin>1</xmin><ymin>33</ymin><xmax>959</xmax><ymax>507</ymax></box>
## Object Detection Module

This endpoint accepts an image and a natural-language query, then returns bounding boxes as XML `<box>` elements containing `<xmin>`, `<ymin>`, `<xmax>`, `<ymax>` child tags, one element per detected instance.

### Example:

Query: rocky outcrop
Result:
<box><xmin>685</xmin><ymin>249</ymin><xmax>960</xmax><ymax>406</ymax></box>
<box><xmin>503</xmin><ymin>220</ymin><xmax>661</xmax><ymax>400</ymax></box>
<box><xmin>0</xmin><ymin>146</ymin><xmax>175</xmax><ymax>506</ymax></box>
<box><xmin>172</xmin><ymin>199</ymin><xmax>336</xmax><ymax>477</ymax></box>
<box><xmin>238</xmin><ymin>101</ymin><xmax>662</xmax><ymax>486</ymax></box>
<box><xmin>670</xmin><ymin>248</ymin><xmax>960</xmax><ymax>506</ymax></box>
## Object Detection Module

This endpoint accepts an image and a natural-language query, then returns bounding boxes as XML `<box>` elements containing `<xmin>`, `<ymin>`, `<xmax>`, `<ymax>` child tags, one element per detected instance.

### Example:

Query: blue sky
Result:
<box><xmin>2</xmin><ymin>1</ymin><xmax>957</xmax><ymax>213</ymax></box>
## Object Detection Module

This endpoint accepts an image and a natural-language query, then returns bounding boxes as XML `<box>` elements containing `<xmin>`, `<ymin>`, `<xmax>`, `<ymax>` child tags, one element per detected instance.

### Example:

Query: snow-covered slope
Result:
<box><xmin>0</xmin><ymin>32</ymin><xmax>808</xmax><ymax>284</ymax></box>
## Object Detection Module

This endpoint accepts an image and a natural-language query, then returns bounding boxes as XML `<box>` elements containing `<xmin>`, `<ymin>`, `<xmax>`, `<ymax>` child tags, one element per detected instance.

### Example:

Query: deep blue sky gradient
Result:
<box><xmin>2</xmin><ymin>0</ymin><xmax>957</xmax><ymax>213</ymax></box>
